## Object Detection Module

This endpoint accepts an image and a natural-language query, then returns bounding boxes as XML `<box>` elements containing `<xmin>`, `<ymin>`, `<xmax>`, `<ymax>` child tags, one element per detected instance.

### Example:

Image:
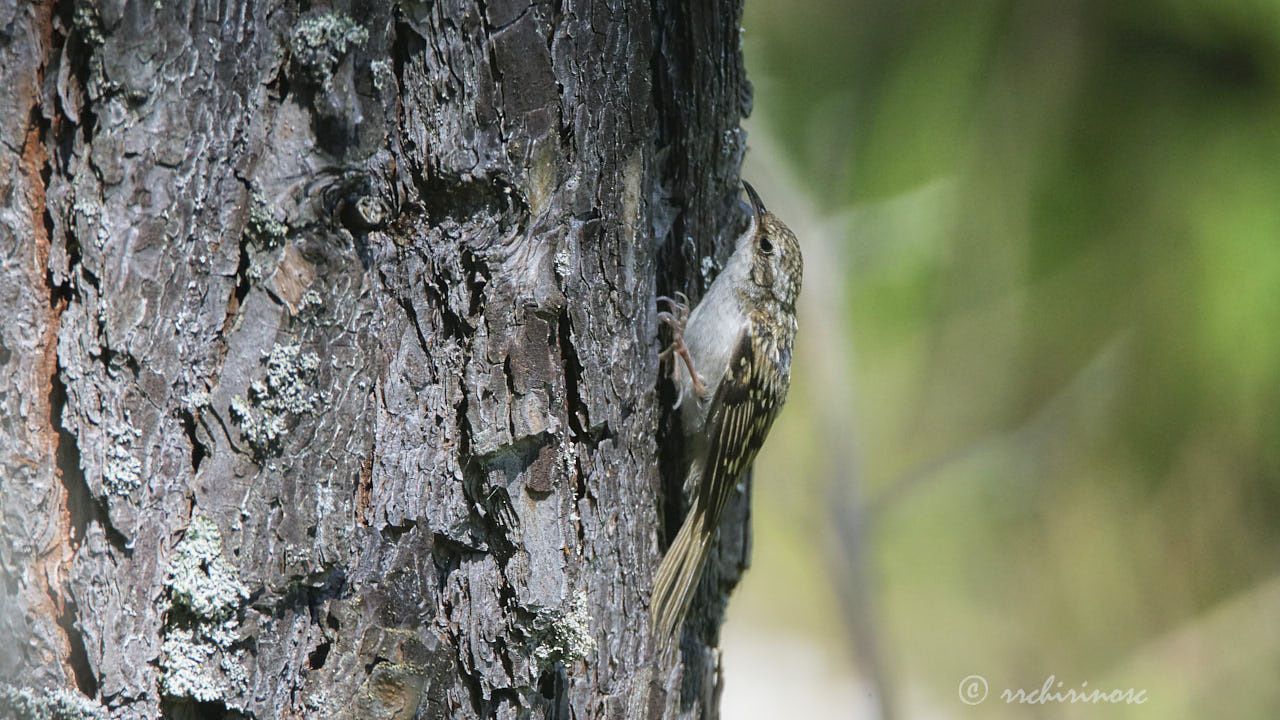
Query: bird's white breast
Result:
<box><xmin>677</xmin><ymin>260</ymin><xmax>749</xmax><ymax>434</ymax></box>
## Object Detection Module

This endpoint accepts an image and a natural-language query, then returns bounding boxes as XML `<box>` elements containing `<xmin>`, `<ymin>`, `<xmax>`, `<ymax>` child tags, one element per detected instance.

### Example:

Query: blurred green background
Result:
<box><xmin>725</xmin><ymin>0</ymin><xmax>1280</xmax><ymax>718</ymax></box>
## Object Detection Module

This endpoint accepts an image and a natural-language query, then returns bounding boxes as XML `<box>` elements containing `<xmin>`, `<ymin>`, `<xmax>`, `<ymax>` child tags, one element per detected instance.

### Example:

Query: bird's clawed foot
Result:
<box><xmin>657</xmin><ymin>292</ymin><xmax>708</xmax><ymax>407</ymax></box>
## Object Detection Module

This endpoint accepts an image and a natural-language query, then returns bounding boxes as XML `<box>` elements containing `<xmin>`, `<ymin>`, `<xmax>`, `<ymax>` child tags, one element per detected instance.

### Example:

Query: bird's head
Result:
<box><xmin>738</xmin><ymin>181</ymin><xmax>803</xmax><ymax>311</ymax></box>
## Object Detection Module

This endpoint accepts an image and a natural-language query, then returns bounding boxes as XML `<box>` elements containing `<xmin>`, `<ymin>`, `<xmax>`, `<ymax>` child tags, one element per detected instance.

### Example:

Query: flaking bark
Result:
<box><xmin>0</xmin><ymin>0</ymin><xmax>753</xmax><ymax>718</ymax></box>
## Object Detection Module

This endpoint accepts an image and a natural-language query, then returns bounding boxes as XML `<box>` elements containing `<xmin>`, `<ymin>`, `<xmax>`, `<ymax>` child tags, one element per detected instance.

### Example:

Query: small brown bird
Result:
<box><xmin>651</xmin><ymin>181</ymin><xmax>803</xmax><ymax>642</ymax></box>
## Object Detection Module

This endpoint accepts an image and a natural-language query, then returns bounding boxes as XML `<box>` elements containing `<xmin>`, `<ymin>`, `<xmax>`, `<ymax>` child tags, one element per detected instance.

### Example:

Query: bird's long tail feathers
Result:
<box><xmin>649</xmin><ymin>500</ymin><xmax>716</xmax><ymax>644</ymax></box>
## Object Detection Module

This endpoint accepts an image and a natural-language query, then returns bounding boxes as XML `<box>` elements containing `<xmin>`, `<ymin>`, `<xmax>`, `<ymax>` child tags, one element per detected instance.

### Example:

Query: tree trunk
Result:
<box><xmin>0</xmin><ymin>0</ymin><xmax>753</xmax><ymax>718</ymax></box>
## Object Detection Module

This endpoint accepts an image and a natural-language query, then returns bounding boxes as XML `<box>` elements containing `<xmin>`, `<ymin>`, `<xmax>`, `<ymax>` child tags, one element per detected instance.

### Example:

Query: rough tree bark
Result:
<box><xmin>0</xmin><ymin>0</ymin><xmax>753</xmax><ymax>718</ymax></box>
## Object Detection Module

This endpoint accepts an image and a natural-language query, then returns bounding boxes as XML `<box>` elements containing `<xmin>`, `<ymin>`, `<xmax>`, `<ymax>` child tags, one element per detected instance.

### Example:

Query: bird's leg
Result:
<box><xmin>657</xmin><ymin>292</ymin><xmax>709</xmax><ymax>405</ymax></box>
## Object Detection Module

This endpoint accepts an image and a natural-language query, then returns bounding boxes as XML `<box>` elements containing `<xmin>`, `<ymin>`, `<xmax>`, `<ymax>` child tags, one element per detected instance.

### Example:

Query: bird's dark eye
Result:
<box><xmin>759</xmin><ymin>236</ymin><xmax>774</xmax><ymax>255</ymax></box>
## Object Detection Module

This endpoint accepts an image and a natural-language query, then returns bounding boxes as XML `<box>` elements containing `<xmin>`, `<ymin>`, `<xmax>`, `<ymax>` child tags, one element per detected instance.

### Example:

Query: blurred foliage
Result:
<box><xmin>738</xmin><ymin>0</ymin><xmax>1280</xmax><ymax>717</ymax></box>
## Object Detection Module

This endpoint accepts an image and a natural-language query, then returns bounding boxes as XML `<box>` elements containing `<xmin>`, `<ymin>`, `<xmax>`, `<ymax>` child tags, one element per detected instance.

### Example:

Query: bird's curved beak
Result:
<box><xmin>740</xmin><ymin>180</ymin><xmax>764</xmax><ymax>241</ymax></box>
<box><xmin>743</xmin><ymin>180</ymin><xmax>766</xmax><ymax>218</ymax></box>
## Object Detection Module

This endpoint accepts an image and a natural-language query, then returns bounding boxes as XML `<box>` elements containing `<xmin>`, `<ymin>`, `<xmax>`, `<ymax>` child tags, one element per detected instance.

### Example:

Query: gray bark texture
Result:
<box><xmin>0</xmin><ymin>0</ymin><xmax>754</xmax><ymax>718</ymax></box>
